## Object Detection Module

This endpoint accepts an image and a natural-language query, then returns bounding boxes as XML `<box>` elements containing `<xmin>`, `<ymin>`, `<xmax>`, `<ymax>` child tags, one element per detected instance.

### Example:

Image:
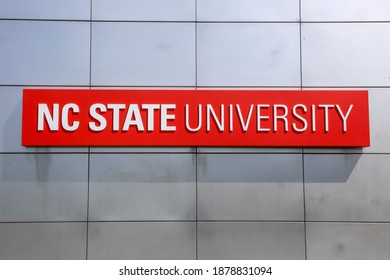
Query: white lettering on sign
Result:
<box><xmin>89</xmin><ymin>103</ymin><xmax>107</xmax><ymax>131</ymax></box>
<box><xmin>62</xmin><ymin>103</ymin><xmax>79</xmax><ymax>131</ymax></box>
<box><xmin>161</xmin><ymin>104</ymin><xmax>176</xmax><ymax>131</ymax></box>
<box><xmin>37</xmin><ymin>103</ymin><xmax>79</xmax><ymax>131</ymax></box>
<box><xmin>336</xmin><ymin>104</ymin><xmax>353</xmax><ymax>132</ymax></box>
<box><xmin>141</xmin><ymin>104</ymin><xmax>160</xmax><ymax>131</ymax></box>
<box><xmin>107</xmin><ymin>104</ymin><xmax>126</xmax><ymax>131</ymax></box>
<box><xmin>185</xmin><ymin>104</ymin><xmax>202</xmax><ymax>132</ymax></box>
<box><xmin>38</xmin><ymin>103</ymin><xmax>58</xmax><ymax>131</ymax></box>
<box><xmin>292</xmin><ymin>104</ymin><xmax>308</xmax><ymax>132</ymax></box>
<box><xmin>88</xmin><ymin>103</ymin><xmax>176</xmax><ymax>132</ymax></box>
<box><xmin>206</xmin><ymin>104</ymin><xmax>224</xmax><ymax>132</ymax></box>
<box><xmin>318</xmin><ymin>104</ymin><xmax>334</xmax><ymax>132</ymax></box>
<box><xmin>184</xmin><ymin>103</ymin><xmax>354</xmax><ymax>133</ymax></box>
<box><xmin>236</xmin><ymin>104</ymin><xmax>254</xmax><ymax>132</ymax></box>
<box><xmin>273</xmin><ymin>104</ymin><xmax>289</xmax><ymax>132</ymax></box>
<box><xmin>123</xmin><ymin>104</ymin><xmax>144</xmax><ymax>131</ymax></box>
<box><xmin>36</xmin><ymin>102</ymin><xmax>353</xmax><ymax>134</ymax></box>
<box><xmin>257</xmin><ymin>104</ymin><xmax>270</xmax><ymax>132</ymax></box>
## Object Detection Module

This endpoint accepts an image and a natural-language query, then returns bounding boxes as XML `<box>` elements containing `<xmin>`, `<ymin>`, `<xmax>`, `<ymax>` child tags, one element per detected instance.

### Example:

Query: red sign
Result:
<box><xmin>22</xmin><ymin>89</ymin><xmax>370</xmax><ymax>147</ymax></box>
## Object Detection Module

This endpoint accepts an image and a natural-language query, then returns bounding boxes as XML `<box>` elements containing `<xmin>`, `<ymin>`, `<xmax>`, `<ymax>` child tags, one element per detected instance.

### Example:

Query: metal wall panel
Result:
<box><xmin>307</xmin><ymin>222</ymin><xmax>390</xmax><ymax>259</ymax></box>
<box><xmin>0</xmin><ymin>21</ymin><xmax>90</xmax><ymax>86</ymax></box>
<box><xmin>198</xmin><ymin>222</ymin><xmax>305</xmax><ymax>259</ymax></box>
<box><xmin>0</xmin><ymin>0</ymin><xmax>90</xmax><ymax>20</ymax></box>
<box><xmin>88</xmin><ymin>222</ymin><xmax>196</xmax><ymax>259</ymax></box>
<box><xmin>301</xmin><ymin>0</ymin><xmax>390</xmax><ymax>21</ymax></box>
<box><xmin>197</xmin><ymin>147</ymin><xmax>301</xmax><ymax>154</ymax></box>
<box><xmin>90</xmin><ymin>147</ymin><xmax>195</xmax><ymax>153</ymax></box>
<box><xmin>0</xmin><ymin>223</ymin><xmax>87</xmax><ymax>260</ymax></box>
<box><xmin>91</xmin><ymin>22</ymin><xmax>195</xmax><ymax>86</ymax></box>
<box><xmin>197</xmin><ymin>23</ymin><xmax>300</xmax><ymax>86</ymax></box>
<box><xmin>305</xmin><ymin>154</ymin><xmax>390</xmax><ymax>222</ymax></box>
<box><xmin>0</xmin><ymin>154</ymin><xmax>88</xmax><ymax>222</ymax></box>
<box><xmin>197</xmin><ymin>0</ymin><xmax>299</xmax><ymax>21</ymax></box>
<box><xmin>92</xmin><ymin>0</ymin><xmax>195</xmax><ymax>21</ymax></box>
<box><xmin>89</xmin><ymin>154</ymin><xmax>196</xmax><ymax>221</ymax></box>
<box><xmin>198</xmin><ymin>154</ymin><xmax>304</xmax><ymax>220</ymax></box>
<box><xmin>302</xmin><ymin>23</ymin><xmax>390</xmax><ymax>87</ymax></box>
<box><xmin>365</xmin><ymin>89</ymin><xmax>390</xmax><ymax>153</ymax></box>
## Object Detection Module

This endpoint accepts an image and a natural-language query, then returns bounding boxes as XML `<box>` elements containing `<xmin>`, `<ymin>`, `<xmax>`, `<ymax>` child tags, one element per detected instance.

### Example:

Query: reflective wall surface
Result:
<box><xmin>1</xmin><ymin>0</ymin><xmax>390</xmax><ymax>259</ymax></box>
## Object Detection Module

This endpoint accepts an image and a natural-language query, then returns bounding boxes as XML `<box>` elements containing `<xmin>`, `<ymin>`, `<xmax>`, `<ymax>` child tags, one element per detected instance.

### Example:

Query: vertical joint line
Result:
<box><xmin>195</xmin><ymin>150</ymin><xmax>198</xmax><ymax>260</ymax></box>
<box><xmin>86</xmin><ymin>148</ymin><xmax>91</xmax><ymax>260</ymax></box>
<box><xmin>86</xmin><ymin>0</ymin><xmax>93</xmax><ymax>260</ymax></box>
<box><xmin>299</xmin><ymin>0</ymin><xmax>303</xmax><ymax>89</ymax></box>
<box><xmin>195</xmin><ymin>0</ymin><xmax>198</xmax><ymax>260</ymax></box>
<box><xmin>302</xmin><ymin>151</ymin><xmax>308</xmax><ymax>260</ymax></box>
<box><xmin>299</xmin><ymin>0</ymin><xmax>307</xmax><ymax>260</ymax></box>
<box><xmin>195</xmin><ymin>0</ymin><xmax>198</xmax><ymax>90</ymax></box>
<box><xmin>89</xmin><ymin>0</ymin><xmax>93</xmax><ymax>90</ymax></box>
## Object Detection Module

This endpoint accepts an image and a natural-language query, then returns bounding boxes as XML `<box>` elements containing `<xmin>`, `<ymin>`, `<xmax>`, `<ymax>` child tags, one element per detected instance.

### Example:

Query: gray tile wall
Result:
<box><xmin>1</xmin><ymin>0</ymin><xmax>389</xmax><ymax>260</ymax></box>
